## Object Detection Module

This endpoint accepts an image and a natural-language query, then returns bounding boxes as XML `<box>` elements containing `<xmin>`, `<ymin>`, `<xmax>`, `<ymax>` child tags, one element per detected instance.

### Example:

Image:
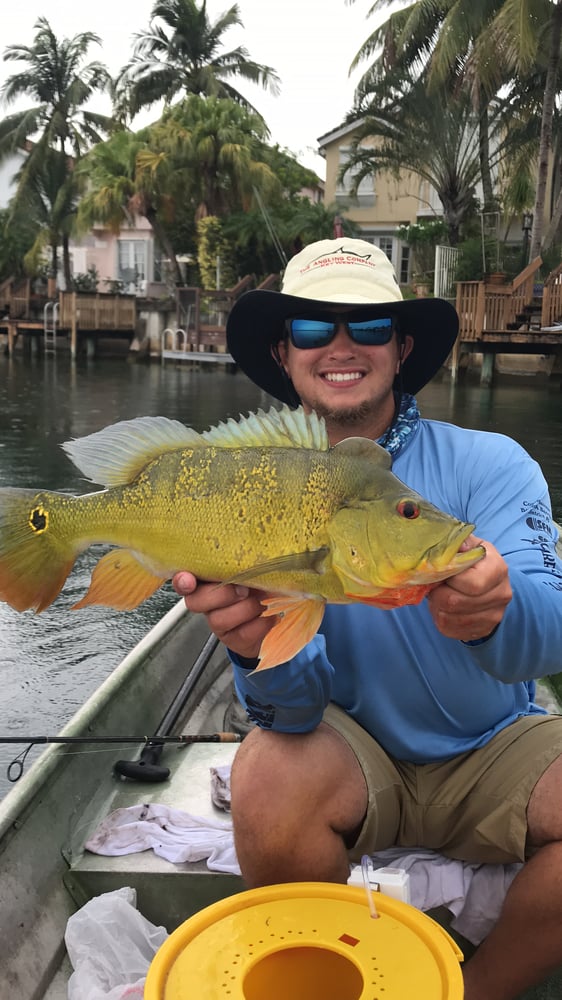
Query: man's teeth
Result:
<box><xmin>324</xmin><ymin>372</ymin><xmax>362</xmax><ymax>383</ymax></box>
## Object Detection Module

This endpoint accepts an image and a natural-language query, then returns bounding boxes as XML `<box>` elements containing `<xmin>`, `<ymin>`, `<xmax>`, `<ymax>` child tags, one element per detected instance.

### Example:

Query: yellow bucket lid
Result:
<box><xmin>145</xmin><ymin>881</ymin><xmax>464</xmax><ymax>1000</ymax></box>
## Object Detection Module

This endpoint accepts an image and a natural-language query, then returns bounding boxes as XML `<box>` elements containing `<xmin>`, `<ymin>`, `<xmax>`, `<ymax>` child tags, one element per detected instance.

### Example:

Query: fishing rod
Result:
<box><xmin>4</xmin><ymin>732</ymin><xmax>242</xmax><ymax>784</ymax></box>
<box><xmin>5</xmin><ymin>632</ymin><xmax>243</xmax><ymax>783</ymax></box>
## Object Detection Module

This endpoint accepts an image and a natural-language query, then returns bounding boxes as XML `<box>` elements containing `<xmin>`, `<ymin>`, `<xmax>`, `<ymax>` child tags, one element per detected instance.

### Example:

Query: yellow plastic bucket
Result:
<box><xmin>145</xmin><ymin>881</ymin><xmax>464</xmax><ymax>1000</ymax></box>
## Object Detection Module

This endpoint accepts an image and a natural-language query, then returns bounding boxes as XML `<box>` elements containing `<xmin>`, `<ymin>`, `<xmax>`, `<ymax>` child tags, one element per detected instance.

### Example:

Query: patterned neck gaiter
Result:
<box><xmin>377</xmin><ymin>393</ymin><xmax>420</xmax><ymax>459</ymax></box>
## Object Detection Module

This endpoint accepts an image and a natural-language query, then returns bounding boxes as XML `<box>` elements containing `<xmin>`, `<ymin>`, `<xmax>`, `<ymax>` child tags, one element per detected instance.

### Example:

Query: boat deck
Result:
<box><xmin>64</xmin><ymin>740</ymin><xmax>243</xmax><ymax>931</ymax></box>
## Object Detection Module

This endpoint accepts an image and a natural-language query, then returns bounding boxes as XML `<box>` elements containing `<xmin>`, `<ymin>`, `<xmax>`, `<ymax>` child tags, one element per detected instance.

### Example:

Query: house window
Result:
<box><xmin>376</xmin><ymin>237</ymin><xmax>393</xmax><ymax>260</ymax></box>
<box><xmin>336</xmin><ymin>147</ymin><xmax>375</xmax><ymax>207</ymax></box>
<box><xmin>400</xmin><ymin>245</ymin><xmax>410</xmax><ymax>284</ymax></box>
<box><xmin>117</xmin><ymin>240</ymin><xmax>147</xmax><ymax>290</ymax></box>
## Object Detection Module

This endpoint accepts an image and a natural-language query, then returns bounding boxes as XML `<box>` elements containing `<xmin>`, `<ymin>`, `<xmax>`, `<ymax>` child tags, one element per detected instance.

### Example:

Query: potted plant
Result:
<box><xmin>396</xmin><ymin>219</ymin><xmax>448</xmax><ymax>296</ymax></box>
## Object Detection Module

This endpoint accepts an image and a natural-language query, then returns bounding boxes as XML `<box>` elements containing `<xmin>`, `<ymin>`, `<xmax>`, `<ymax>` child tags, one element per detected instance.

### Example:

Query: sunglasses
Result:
<box><xmin>286</xmin><ymin>316</ymin><xmax>395</xmax><ymax>349</ymax></box>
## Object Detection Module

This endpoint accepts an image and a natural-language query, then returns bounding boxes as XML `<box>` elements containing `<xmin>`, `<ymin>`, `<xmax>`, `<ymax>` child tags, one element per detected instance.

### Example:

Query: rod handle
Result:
<box><xmin>113</xmin><ymin>739</ymin><xmax>170</xmax><ymax>783</ymax></box>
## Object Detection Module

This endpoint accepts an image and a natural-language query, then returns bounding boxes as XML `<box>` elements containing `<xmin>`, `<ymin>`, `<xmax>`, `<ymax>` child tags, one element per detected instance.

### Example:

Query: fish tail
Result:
<box><xmin>0</xmin><ymin>488</ymin><xmax>80</xmax><ymax>612</ymax></box>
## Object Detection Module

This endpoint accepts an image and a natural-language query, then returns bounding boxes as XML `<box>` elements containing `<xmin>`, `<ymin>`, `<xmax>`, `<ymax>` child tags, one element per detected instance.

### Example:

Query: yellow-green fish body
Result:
<box><xmin>0</xmin><ymin>405</ymin><xmax>484</xmax><ymax>669</ymax></box>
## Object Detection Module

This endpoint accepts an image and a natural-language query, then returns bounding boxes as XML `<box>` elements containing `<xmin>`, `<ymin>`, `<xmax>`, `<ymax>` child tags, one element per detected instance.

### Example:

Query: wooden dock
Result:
<box><xmin>452</xmin><ymin>259</ymin><xmax>562</xmax><ymax>383</ymax></box>
<box><xmin>0</xmin><ymin>282</ymin><xmax>137</xmax><ymax>357</ymax></box>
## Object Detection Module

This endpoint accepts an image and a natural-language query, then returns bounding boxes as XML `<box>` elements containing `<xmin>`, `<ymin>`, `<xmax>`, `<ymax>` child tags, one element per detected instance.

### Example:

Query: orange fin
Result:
<box><xmin>73</xmin><ymin>549</ymin><xmax>167</xmax><ymax>611</ymax></box>
<box><xmin>254</xmin><ymin>594</ymin><xmax>326</xmax><ymax>671</ymax></box>
<box><xmin>347</xmin><ymin>584</ymin><xmax>431</xmax><ymax>609</ymax></box>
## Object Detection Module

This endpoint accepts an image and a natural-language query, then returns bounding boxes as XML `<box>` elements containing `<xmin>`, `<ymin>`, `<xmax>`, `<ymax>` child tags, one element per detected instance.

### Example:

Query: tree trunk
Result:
<box><xmin>529</xmin><ymin>0</ymin><xmax>562</xmax><ymax>261</ymax></box>
<box><xmin>145</xmin><ymin>209</ymin><xmax>183</xmax><ymax>285</ymax></box>
<box><xmin>478</xmin><ymin>98</ymin><xmax>497</xmax><ymax>212</ymax></box>
<box><xmin>62</xmin><ymin>234</ymin><xmax>72</xmax><ymax>289</ymax></box>
<box><xmin>541</xmin><ymin>179</ymin><xmax>562</xmax><ymax>252</ymax></box>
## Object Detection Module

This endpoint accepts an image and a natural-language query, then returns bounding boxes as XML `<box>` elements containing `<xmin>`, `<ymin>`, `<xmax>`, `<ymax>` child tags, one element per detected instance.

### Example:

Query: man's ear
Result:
<box><xmin>400</xmin><ymin>335</ymin><xmax>414</xmax><ymax>361</ymax></box>
<box><xmin>272</xmin><ymin>340</ymin><xmax>289</xmax><ymax>372</ymax></box>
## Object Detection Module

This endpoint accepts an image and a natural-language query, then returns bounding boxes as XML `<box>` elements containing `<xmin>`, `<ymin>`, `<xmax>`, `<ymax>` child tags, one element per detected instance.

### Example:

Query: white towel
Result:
<box><xmin>369</xmin><ymin>846</ymin><xmax>522</xmax><ymax>945</ymax></box>
<box><xmin>85</xmin><ymin>803</ymin><xmax>241</xmax><ymax>875</ymax></box>
<box><xmin>210</xmin><ymin>764</ymin><xmax>232</xmax><ymax>811</ymax></box>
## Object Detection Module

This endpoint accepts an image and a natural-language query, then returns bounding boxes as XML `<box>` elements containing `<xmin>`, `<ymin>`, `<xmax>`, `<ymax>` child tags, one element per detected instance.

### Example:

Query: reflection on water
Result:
<box><xmin>0</xmin><ymin>354</ymin><xmax>561</xmax><ymax>797</ymax></box>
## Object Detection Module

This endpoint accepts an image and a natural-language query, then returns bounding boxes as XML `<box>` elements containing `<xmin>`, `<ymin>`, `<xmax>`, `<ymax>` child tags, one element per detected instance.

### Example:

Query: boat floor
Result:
<box><xmin>40</xmin><ymin>680</ymin><xmax>562</xmax><ymax>999</ymax></box>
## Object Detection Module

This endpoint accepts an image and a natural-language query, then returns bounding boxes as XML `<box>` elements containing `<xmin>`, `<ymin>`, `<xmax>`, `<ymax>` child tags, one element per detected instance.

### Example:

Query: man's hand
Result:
<box><xmin>427</xmin><ymin>537</ymin><xmax>512</xmax><ymax>642</ymax></box>
<box><xmin>172</xmin><ymin>573</ymin><xmax>273</xmax><ymax>661</ymax></box>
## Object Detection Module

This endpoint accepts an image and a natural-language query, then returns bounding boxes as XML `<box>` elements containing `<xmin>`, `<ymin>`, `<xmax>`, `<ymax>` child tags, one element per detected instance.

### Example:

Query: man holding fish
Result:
<box><xmin>174</xmin><ymin>239</ymin><xmax>562</xmax><ymax>1000</ymax></box>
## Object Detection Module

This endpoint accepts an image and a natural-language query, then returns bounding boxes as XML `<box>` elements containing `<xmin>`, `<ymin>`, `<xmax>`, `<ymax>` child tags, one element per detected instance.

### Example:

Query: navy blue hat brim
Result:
<box><xmin>226</xmin><ymin>289</ymin><xmax>459</xmax><ymax>402</ymax></box>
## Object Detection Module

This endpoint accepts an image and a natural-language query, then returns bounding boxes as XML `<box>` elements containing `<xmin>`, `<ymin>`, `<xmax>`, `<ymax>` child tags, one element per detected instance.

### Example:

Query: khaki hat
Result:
<box><xmin>226</xmin><ymin>239</ymin><xmax>458</xmax><ymax>401</ymax></box>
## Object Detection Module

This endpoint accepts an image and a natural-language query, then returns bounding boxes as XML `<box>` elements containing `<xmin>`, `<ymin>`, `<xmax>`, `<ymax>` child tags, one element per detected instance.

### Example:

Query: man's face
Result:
<box><xmin>276</xmin><ymin>316</ymin><xmax>413</xmax><ymax>442</ymax></box>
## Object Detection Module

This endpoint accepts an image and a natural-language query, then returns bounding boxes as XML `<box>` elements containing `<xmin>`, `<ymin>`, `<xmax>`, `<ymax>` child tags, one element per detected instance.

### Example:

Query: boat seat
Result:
<box><xmin>64</xmin><ymin>741</ymin><xmax>243</xmax><ymax>932</ymax></box>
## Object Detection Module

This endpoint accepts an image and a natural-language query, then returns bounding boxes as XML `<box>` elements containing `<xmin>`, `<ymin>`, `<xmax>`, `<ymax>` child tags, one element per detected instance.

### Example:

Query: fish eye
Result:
<box><xmin>397</xmin><ymin>499</ymin><xmax>420</xmax><ymax>519</ymax></box>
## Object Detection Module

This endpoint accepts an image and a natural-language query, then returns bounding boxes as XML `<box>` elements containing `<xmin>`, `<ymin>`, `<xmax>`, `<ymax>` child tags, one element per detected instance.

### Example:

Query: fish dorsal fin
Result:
<box><xmin>63</xmin><ymin>416</ymin><xmax>205</xmax><ymax>486</ymax></box>
<box><xmin>63</xmin><ymin>405</ymin><xmax>329</xmax><ymax>487</ymax></box>
<box><xmin>335</xmin><ymin>436</ymin><xmax>392</xmax><ymax>468</ymax></box>
<box><xmin>201</xmin><ymin>404</ymin><xmax>329</xmax><ymax>451</ymax></box>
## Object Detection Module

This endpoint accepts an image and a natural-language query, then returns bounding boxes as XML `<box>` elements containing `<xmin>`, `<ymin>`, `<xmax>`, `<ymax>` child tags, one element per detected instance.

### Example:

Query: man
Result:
<box><xmin>174</xmin><ymin>239</ymin><xmax>562</xmax><ymax>1000</ymax></box>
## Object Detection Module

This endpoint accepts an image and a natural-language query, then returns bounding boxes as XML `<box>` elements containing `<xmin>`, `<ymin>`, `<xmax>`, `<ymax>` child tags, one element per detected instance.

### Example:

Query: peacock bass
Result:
<box><xmin>0</xmin><ymin>405</ymin><xmax>485</xmax><ymax>669</ymax></box>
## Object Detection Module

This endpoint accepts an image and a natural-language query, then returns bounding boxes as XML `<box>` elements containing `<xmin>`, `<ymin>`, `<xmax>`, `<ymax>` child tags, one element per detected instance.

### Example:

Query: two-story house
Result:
<box><xmin>318</xmin><ymin>121</ymin><xmax>442</xmax><ymax>284</ymax></box>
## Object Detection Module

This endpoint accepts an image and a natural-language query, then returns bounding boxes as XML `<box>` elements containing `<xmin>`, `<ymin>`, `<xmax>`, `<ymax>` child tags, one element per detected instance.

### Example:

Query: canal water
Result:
<box><xmin>0</xmin><ymin>354</ymin><xmax>561</xmax><ymax>798</ymax></box>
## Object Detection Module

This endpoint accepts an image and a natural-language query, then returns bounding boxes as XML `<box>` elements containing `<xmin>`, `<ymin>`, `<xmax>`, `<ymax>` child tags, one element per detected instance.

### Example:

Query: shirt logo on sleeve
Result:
<box><xmin>245</xmin><ymin>696</ymin><xmax>276</xmax><ymax>728</ymax></box>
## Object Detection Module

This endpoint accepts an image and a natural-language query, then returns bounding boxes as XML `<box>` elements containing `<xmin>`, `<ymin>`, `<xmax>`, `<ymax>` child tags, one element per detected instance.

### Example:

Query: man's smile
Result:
<box><xmin>322</xmin><ymin>371</ymin><xmax>364</xmax><ymax>384</ymax></box>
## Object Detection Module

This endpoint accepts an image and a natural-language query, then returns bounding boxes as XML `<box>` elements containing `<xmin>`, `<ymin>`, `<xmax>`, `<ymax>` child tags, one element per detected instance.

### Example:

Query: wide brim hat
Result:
<box><xmin>226</xmin><ymin>238</ymin><xmax>459</xmax><ymax>402</ymax></box>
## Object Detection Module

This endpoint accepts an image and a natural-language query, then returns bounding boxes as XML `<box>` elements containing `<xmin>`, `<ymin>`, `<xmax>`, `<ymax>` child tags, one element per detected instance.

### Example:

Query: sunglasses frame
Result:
<box><xmin>285</xmin><ymin>314</ymin><xmax>397</xmax><ymax>350</ymax></box>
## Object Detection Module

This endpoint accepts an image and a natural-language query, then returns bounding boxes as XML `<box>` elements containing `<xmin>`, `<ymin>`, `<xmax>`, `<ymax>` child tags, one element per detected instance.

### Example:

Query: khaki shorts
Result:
<box><xmin>323</xmin><ymin>703</ymin><xmax>562</xmax><ymax>865</ymax></box>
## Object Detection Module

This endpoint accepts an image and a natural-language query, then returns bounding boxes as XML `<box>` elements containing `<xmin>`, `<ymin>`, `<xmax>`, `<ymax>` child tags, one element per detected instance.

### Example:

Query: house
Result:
<box><xmin>69</xmin><ymin>217</ymin><xmax>161</xmax><ymax>295</ymax></box>
<box><xmin>317</xmin><ymin>120</ymin><xmax>442</xmax><ymax>284</ymax></box>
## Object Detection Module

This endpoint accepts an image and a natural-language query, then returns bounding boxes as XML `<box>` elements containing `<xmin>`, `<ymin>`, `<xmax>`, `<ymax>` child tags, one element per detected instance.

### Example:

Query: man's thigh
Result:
<box><xmin>324</xmin><ymin>706</ymin><xmax>562</xmax><ymax>865</ymax></box>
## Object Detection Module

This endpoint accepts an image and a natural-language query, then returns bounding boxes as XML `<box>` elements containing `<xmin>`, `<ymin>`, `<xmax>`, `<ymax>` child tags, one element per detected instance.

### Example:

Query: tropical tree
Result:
<box><xmin>76</xmin><ymin>97</ymin><xmax>281</xmax><ymax>285</ymax></box>
<box><xmin>477</xmin><ymin>0</ymin><xmax>562</xmax><ymax>259</ymax></box>
<box><xmin>347</xmin><ymin>0</ymin><xmax>504</xmax><ymax>213</ymax></box>
<box><xmin>0</xmin><ymin>207</ymin><xmax>40</xmax><ymax>283</ymax></box>
<box><xmin>115</xmin><ymin>0</ymin><xmax>280</xmax><ymax>120</ymax></box>
<box><xmin>347</xmin><ymin>0</ymin><xmax>562</xmax><ymax>260</ymax></box>
<box><xmin>13</xmin><ymin>148</ymin><xmax>79</xmax><ymax>286</ymax></box>
<box><xmin>342</xmin><ymin>72</ymin><xmax>487</xmax><ymax>245</ymax></box>
<box><xmin>0</xmin><ymin>18</ymin><xmax>113</xmax><ymax>167</ymax></box>
<box><xmin>0</xmin><ymin>18</ymin><xmax>115</xmax><ymax>285</ymax></box>
<box><xmin>154</xmin><ymin>95</ymin><xmax>281</xmax><ymax>220</ymax></box>
<box><xmin>76</xmin><ymin>128</ymin><xmax>184</xmax><ymax>284</ymax></box>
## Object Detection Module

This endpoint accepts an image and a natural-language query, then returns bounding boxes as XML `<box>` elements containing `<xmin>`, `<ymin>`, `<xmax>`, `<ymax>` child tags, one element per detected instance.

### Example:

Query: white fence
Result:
<box><xmin>434</xmin><ymin>245</ymin><xmax>460</xmax><ymax>298</ymax></box>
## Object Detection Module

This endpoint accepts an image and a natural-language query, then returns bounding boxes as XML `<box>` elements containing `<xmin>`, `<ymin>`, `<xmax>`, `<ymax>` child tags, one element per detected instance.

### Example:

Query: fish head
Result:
<box><xmin>327</xmin><ymin>493</ymin><xmax>485</xmax><ymax>601</ymax></box>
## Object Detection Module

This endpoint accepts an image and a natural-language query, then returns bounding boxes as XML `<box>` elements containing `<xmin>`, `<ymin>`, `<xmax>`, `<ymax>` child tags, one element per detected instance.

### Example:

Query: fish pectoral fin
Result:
<box><xmin>226</xmin><ymin>547</ymin><xmax>330</xmax><ymax>587</ymax></box>
<box><xmin>73</xmin><ymin>549</ymin><xmax>167</xmax><ymax>611</ymax></box>
<box><xmin>254</xmin><ymin>595</ymin><xmax>326</xmax><ymax>671</ymax></box>
<box><xmin>347</xmin><ymin>583</ymin><xmax>430</xmax><ymax>608</ymax></box>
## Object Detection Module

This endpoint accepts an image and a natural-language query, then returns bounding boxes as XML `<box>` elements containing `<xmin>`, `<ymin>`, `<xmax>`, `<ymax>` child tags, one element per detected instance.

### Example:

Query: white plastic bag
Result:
<box><xmin>65</xmin><ymin>886</ymin><xmax>168</xmax><ymax>1000</ymax></box>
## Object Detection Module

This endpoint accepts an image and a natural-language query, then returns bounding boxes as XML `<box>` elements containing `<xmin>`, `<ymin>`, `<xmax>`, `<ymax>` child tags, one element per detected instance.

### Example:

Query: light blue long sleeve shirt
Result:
<box><xmin>231</xmin><ymin>418</ymin><xmax>562</xmax><ymax>763</ymax></box>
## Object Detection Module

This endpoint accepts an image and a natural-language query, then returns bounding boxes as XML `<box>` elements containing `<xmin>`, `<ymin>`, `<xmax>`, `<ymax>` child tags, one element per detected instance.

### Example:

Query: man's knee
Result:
<box><xmin>231</xmin><ymin>724</ymin><xmax>368</xmax><ymax>835</ymax></box>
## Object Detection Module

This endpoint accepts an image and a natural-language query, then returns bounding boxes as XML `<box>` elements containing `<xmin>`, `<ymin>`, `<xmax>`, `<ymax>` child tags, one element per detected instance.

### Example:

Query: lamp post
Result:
<box><xmin>522</xmin><ymin>212</ymin><xmax>533</xmax><ymax>266</ymax></box>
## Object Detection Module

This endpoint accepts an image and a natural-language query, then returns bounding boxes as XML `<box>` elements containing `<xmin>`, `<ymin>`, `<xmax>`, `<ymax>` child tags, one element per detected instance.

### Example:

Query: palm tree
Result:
<box><xmin>115</xmin><ymin>0</ymin><xmax>280</xmax><ymax>120</ymax></box>
<box><xmin>348</xmin><ymin>0</ymin><xmax>505</xmax><ymax>213</ymax></box>
<box><xmin>348</xmin><ymin>0</ymin><xmax>562</xmax><ymax>260</ymax></box>
<box><xmin>342</xmin><ymin>72</ymin><xmax>489</xmax><ymax>245</ymax></box>
<box><xmin>0</xmin><ymin>18</ymin><xmax>115</xmax><ymax>286</ymax></box>
<box><xmin>477</xmin><ymin>0</ymin><xmax>562</xmax><ymax>259</ymax></box>
<box><xmin>76</xmin><ymin>129</ymin><xmax>184</xmax><ymax>284</ymax></box>
<box><xmin>76</xmin><ymin>98</ymin><xmax>281</xmax><ymax>285</ymax></box>
<box><xmin>14</xmin><ymin>148</ymin><xmax>79</xmax><ymax>286</ymax></box>
<box><xmin>0</xmin><ymin>17</ymin><xmax>113</xmax><ymax>165</ymax></box>
<box><xmin>157</xmin><ymin>95</ymin><xmax>280</xmax><ymax>220</ymax></box>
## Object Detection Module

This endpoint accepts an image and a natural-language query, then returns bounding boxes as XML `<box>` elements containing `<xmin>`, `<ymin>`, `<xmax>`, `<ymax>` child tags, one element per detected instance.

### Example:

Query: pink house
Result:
<box><xmin>69</xmin><ymin>216</ymin><xmax>160</xmax><ymax>294</ymax></box>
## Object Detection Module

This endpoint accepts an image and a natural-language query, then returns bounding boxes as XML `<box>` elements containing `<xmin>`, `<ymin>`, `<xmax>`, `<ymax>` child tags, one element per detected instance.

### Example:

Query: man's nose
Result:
<box><xmin>329</xmin><ymin>324</ymin><xmax>353</xmax><ymax>348</ymax></box>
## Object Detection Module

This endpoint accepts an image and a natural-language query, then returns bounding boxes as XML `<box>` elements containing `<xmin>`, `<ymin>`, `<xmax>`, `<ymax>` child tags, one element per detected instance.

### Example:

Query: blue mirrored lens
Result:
<box><xmin>288</xmin><ymin>317</ymin><xmax>394</xmax><ymax>348</ymax></box>
<box><xmin>347</xmin><ymin>318</ymin><xmax>394</xmax><ymax>344</ymax></box>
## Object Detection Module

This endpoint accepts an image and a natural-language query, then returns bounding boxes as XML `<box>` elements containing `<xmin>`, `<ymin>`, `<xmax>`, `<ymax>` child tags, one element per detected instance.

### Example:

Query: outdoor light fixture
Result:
<box><xmin>522</xmin><ymin>212</ymin><xmax>533</xmax><ymax>232</ymax></box>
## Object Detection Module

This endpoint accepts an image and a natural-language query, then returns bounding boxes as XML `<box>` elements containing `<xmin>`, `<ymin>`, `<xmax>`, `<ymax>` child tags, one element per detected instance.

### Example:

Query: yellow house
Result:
<box><xmin>317</xmin><ymin>120</ymin><xmax>443</xmax><ymax>284</ymax></box>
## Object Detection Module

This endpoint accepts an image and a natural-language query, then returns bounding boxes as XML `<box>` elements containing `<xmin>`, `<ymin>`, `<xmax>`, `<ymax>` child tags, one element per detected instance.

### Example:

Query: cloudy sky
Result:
<box><xmin>0</xmin><ymin>0</ymin><xmax>381</xmax><ymax>175</ymax></box>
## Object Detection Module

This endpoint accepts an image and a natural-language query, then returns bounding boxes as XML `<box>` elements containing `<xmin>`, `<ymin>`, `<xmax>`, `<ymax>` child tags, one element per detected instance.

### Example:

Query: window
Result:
<box><xmin>117</xmin><ymin>240</ymin><xmax>148</xmax><ymax>290</ymax></box>
<box><xmin>336</xmin><ymin>147</ymin><xmax>375</xmax><ymax>207</ymax></box>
